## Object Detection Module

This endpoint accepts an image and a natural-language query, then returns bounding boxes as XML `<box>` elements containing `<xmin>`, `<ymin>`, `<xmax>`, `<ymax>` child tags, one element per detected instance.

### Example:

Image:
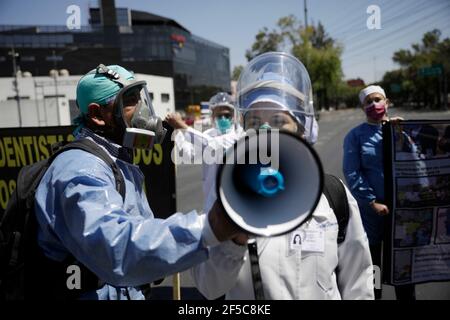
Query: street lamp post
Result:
<box><xmin>304</xmin><ymin>0</ymin><xmax>308</xmax><ymax>28</ymax></box>
<box><xmin>51</xmin><ymin>50</ymin><xmax>61</xmax><ymax>125</ymax></box>
<box><xmin>8</xmin><ymin>47</ymin><xmax>22</xmax><ymax>127</ymax></box>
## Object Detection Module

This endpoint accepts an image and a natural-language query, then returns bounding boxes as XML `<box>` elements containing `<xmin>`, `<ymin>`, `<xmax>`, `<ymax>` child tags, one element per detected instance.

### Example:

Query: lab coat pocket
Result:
<box><xmin>316</xmin><ymin>227</ymin><xmax>339</xmax><ymax>293</ymax></box>
<box><xmin>316</xmin><ymin>256</ymin><xmax>334</xmax><ymax>292</ymax></box>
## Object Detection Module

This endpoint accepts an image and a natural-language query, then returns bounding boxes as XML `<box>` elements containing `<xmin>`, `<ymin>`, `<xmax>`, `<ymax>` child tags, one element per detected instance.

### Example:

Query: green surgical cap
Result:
<box><xmin>76</xmin><ymin>64</ymin><xmax>135</xmax><ymax>115</ymax></box>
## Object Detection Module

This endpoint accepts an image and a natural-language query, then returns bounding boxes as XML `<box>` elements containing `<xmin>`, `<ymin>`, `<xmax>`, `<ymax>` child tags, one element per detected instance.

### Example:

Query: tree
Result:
<box><xmin>245</xmin><ymin>27</ymin><xmax>283</xmax><ymax>61</ymax></box>
<box><xmin>292</xmin><ymin>26</ymin><xmax>343</xmax><ymax>109</ymax></box>
<box><xmin>232</xmin><ymin>65</ymin><xmax>244</xmax><ymax>81</ymax></box>
<box><xmin>387</xmin><ymin>29</ymin><xmax>450</xmax><ymax>109</ymax></box>
<box><xmin>245</xmin><ymin>15</ymin><xmax>344</xmax><ymax>110</ymax></box>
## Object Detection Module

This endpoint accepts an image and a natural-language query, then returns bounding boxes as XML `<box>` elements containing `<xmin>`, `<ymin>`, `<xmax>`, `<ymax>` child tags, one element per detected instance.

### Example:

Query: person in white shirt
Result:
<box><xmin>166</xmin><ymin>92</ymin><xmax>243</xmax><ymax>213</ymax></box>
<box><xmin>190</xmin><ymin>52</ymin><xmax>374</xmax><ymax>300</ymax></box>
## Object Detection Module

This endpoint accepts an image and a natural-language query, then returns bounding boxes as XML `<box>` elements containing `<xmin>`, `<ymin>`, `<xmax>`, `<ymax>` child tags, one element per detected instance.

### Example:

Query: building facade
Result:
<box><xmin>0</xmin><ymin>73</ymin><xmax>175</xmax><ymax>128</ymax></box>
<box><xmin>0</xmin><ymin>0</ymin><xmax>231</xmax><ymax>111</ymax></box>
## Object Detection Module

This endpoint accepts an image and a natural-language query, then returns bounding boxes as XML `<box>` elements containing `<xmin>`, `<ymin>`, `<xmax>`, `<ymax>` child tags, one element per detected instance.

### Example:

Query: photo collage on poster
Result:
<box><xmin>390</xmin><ymin>121</ymin><xmax>450</xmax><ymax>284</ymax></box>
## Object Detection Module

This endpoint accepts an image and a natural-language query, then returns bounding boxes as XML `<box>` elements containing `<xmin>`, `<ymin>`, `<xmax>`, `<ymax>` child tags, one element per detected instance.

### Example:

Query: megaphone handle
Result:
<box><xmin>247</xmin><ymin>241</ymin><xmax>266</xmax><ymax>300</ymax></box>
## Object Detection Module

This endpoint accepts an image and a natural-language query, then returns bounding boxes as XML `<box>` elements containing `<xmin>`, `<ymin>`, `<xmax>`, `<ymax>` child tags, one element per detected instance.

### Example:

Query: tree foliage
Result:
<box><xmin>383</xmin><ymin>29</ymin><xmax>449</xmax><ymax>109</ymax></box>
<box><xmin>231</xmin><ymin>65</ymin><xmax>244</xmax><ymax>81</ymax></box>
<box><xmin>245</xmin><ymin>15</ymin><xmax>347</xmax><ymax>109</ymax></box>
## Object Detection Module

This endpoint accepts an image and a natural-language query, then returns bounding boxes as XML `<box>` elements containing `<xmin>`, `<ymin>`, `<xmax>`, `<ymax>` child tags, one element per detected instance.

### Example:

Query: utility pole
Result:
<box><xmin>444</xmin><ymin>70</ymin><xmax>448</xmax><ymax>110</ymax></box>
<box><xmin>50</xmin><ymin>46</ymin><xmax>77</xmax><ymax>125</ymax></box>
<box><xmin>304</xmin><ymin>0</ymin><xmax>308</xmax><ymax>28</ymax></box>
<box><xmin>8</xmin><ymin>47</ymin><xmax>22</xmax><ymax>127</ymax></box>
<box><xmin>373</xmin><ymin>56</ymin><xmax>377</xmax><ymax>83</ymax></box>
<box><xmin>51</xmin><ymin>49</ymin><xmax>61</xmax><ymax>125</ymax></box>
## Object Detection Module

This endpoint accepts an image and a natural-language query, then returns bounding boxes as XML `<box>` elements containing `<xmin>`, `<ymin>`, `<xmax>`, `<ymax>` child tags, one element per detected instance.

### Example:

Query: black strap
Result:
<box><xmin>323</xmin><ymin>174</ymin><xmax>349</xmax><ymax>244</ymax></box>
<box><xmin>247</xmin><ymin>241</ymin><xmax>265</xmax><ymax>300</ymax></box>
<box><xmin>51</xmin><ymin>139</ymin><xmax>126</xmax><ymax>199</ymax></box>
<box><xmin>28</xmin><ymin>139</ymin><xmax>127</xmax><ymax>299</ymax></box>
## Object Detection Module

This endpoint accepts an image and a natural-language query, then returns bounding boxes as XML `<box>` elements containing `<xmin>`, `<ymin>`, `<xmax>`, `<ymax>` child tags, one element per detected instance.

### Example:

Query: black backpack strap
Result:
<box><xmin>51</xmin><ymin>139</ymin><xmax>126</xmax><ymax>200</ymax></box>
<box><xmin>30</xmin><ymin>139</ymin><xmax>127</xmax><ymax>298</ymax></box>
<box><xmin>247</xmin><ymin>241</ymin><xmax>265</xmax><ymax>300</ymax></box>
<box><xmin>323</xmin><ymin>174</ymin><xmax>350</xmax><ymax>244</ymax></box>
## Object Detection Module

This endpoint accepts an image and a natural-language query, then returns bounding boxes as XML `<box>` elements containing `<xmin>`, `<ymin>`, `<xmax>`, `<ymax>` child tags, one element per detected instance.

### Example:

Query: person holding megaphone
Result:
<box><xmin>191</xmin><ymin>52</ymin><xmax>374</xmax><ymax>300</ymax></box>
<box><xmin>24</xmin><ymin>64</ymin><xmax>245</xmax><ymax>300</ymax></box>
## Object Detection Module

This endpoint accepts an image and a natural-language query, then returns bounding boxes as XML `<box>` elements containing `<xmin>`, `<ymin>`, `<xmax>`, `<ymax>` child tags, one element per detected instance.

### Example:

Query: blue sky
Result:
<box><xmin>0</xmin><ymin>0</ymin><xmax>449</xmax><ymax>84</ymax></box>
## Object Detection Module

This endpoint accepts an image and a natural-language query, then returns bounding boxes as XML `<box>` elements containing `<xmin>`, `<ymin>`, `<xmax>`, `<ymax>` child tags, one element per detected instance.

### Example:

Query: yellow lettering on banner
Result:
<box><xmin>0</xmin><ymin>179</ymin><xmax>15</xmax><ymax>210</ymax></box>
<box><xmin>22</xmin><ymin>136</ymin><xmax>34</xmax><ymax>165</ymax></box>
<box><xmin>142</xmin><ymin>149</ymin><xmax>152</xmax><ymax>165</ymax></box>
<box><xmin>133</xmin><ymin>145</ymin><xmax>164</xmax><ymax>166</ymax></box>
<box><xmin>13</xmin><ymin>137</ymin><xmax>26</xmax><ymax>167</ymax></box>
<box><xmin>0</xmin><ymin>134</ymin><xmax>75</xmax><ymax>169</ymax></box>
<box><xmin>39</xmin><ymin>135</ymin><xmax>49</xmax><ymax>159</ymax></box>
<box><xmin>4</xmin><ymin>137</ymin><xmax>16</xmax><ymax>167</ymax></box>
<box><xmin>9</xmin><ymin>179</ymin><xmax>16</xmax><ymax>196</ymax></box>
<box><xmin>32</xmin><ymin>136</ymin><xmax>40</xmax><ymax>161</ymax></box>
<box><xmin>0</xmin><ymin>138</ymin><xmax>5</xmax><ymax>167</ymax></box>
<box><xmin>58</xmin><ymin>135</ymin><xmax>68</xmax><ymax>144</ymax></box>
<box><xmin>153</xmin><ymin>144</ymin><xmax>163</xmax><ymax>165</ymax></box>
<box><xmin>0</xmin><ymin>180</ymin><xmax>9</xmax><ymax>210</ymax></box>
<box><xmin>47</xmin><ymin>135</ymin><xmax>57</xmax><ymax>147</ymax></box>
<box><xmin>133</xmin><ymin>149</ymin><xmax>141</xmax><ymax>165</ymax></box>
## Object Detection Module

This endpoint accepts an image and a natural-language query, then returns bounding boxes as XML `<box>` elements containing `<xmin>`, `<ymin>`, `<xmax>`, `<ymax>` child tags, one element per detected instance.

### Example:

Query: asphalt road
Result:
<box><xmin>152</xmin><ymin>107</ymin><xmax>450</xmax><ymax>300</ymax></box>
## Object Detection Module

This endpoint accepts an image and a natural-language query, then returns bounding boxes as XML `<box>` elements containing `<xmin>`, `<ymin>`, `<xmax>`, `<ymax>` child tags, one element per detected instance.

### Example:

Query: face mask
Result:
<box><xmin>93</xmin><ymin>65</ymin><xmax>167</xmax><ymax>150</ymax></box>
<box><xmin>215</xmin><ymin>116</ymin><xmax>232</xmax><ymax>134</ymax></box>
<box><xmin>365</xmin><ymin>101</ymin><xmax>386</xmax><ymax>121</ymax></box>
<box><xmin>116</xmin><ymin>82</ymin><xmax>167</xmax><ymax>149</ymax></box>
<box><xmin>259</xmin><ymin>122</ymin><xmax>272</xmax><ymax>130</ymax></box>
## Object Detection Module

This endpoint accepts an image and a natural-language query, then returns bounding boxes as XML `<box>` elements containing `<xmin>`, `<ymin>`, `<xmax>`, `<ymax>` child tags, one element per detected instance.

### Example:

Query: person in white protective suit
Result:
<box><xmin>165</xmin><ymin>92</ymin><xmax>243</xmax><ymax>214</ymax></box>
<box><xmin>190</xmin><ymin>52</ymin><xmax>374</xmax><ymax>300</ymax></box>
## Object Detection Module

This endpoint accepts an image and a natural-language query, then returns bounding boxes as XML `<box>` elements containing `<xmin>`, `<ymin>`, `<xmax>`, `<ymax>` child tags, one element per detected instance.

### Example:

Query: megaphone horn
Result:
<box><xmin>216</xmin><ymin>130</ymin><xmax>324</xmax><ymax>237</ymax></box>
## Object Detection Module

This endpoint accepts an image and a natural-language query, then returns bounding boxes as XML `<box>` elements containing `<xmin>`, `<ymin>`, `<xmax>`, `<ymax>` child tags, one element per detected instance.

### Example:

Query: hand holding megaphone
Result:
<box><xmin>208</xmin><ymin>200</ymin><xmax>248</xmax><ymax>243</ymax></box>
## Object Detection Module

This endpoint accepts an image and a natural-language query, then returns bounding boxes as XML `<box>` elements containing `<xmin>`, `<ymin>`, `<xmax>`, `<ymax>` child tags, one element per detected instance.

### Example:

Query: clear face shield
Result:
<box><xmin>236</xmin><ymin>52</ymin><xmax>317</xmax><ymax>144</ymax></box>
<box><xmin>114</xmin><ymin>81</ymin><xmax>167</xmax><ymax>149</ymax></box>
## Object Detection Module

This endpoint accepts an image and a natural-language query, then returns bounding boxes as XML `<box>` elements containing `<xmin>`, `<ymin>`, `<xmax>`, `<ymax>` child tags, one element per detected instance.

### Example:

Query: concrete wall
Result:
<box><xmin>0</xmin><ymin>97</ymin><xmax>70</xmax><ymax>127</ymax></box>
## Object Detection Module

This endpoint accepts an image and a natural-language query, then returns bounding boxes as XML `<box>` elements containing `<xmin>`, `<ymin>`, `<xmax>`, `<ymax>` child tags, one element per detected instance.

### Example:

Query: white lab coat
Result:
<box><xmin>191</xmin><ymin>184</ymin><xmax>375</xmax><ymax>300</ymax></box>
<box><xmin>174</xmin><ymin>126</ymin><xmax>243</xmax><ymax>213</ymax></box>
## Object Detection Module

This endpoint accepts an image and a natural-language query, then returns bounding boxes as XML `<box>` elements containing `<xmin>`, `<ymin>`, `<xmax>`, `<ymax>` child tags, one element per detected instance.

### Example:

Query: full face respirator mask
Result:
<box><xmin>95</xmin><ymin>64</ymin><xmax>167</xmax><ymax>150</ymax></box>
